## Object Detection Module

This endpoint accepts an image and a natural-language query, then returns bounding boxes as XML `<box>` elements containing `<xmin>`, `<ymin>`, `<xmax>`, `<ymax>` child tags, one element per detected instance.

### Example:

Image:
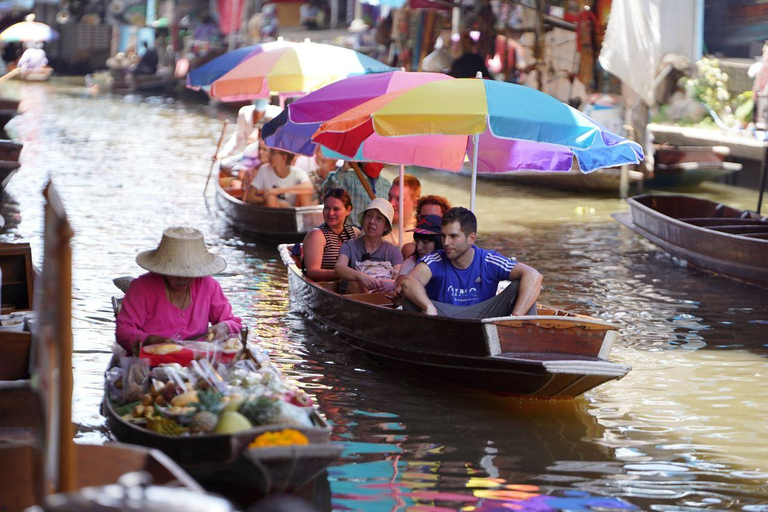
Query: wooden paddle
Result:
<box><xmin>350</xmin><ymin>161</ymin><xmax>376</xmax><ymax>200</ymax></box>
<box><xmin>203</xmin><ymin>119</ymin><xmax>230</xmax><ymax>196</ymax></box>
<box><xmin>0</xmin><ymin>68</ymin><xmax>20</xmax><ymax>86</ymax></box>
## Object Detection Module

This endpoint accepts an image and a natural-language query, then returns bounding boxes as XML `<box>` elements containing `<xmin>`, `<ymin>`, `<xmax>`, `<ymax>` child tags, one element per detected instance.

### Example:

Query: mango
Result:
<box><xmin>214</xmin><ymin>411</ymin><xmax>253</xmax><ymax>434</ymax></box>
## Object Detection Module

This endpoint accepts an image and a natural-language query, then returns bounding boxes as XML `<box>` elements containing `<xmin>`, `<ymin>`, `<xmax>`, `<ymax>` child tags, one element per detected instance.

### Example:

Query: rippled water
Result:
<box><xmin>3</xmin><ymin>80</ymin><xmax>768</xmax><ymax>511</ymax></box>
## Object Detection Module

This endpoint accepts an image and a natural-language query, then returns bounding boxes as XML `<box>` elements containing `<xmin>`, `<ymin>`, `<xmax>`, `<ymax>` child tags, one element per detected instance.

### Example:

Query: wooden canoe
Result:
<box><xmin>278</xmin><ymin>244</ymin><xmax>630</xmax><ymax>399</ymax></box>
<box><xmin>613</xmin><ymin>194</ymin><xmax>768</xmax><ymax>287</ymax></box>
<box><xmin>0</xmin><ymin>140</ymin><xmax>23</xmax><ymax>162</ymax></box>
<box><xmin>1</xmin><ymin>183</ymin><xmax>206</xmax><ymax>510</ymax></box>
<box><xmin>214</xmin><ymin>179</ymin><xmax>324</xmax><ymax>240</ymax></box>
<box><xmin>649</xmin><ymin>145</ymin><xmax>741</xmax><ymax>188</ymax></box>
<box><xmin>103</xmin><ymin>361</ymin><xmax>342</xmax><ymax>506</ymax></box>
<box><xmin>0</xmin><ymin>242</ymin><xmax>35</xmax><ymax>382</ymax></box>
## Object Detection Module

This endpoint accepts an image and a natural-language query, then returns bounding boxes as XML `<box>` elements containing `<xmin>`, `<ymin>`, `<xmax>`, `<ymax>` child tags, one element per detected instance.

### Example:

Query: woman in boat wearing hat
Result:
<box><xmin>115</xmin><ymin>227</ymin><xmax>242</xmax><ymax>353</ymax></box>
<box><xmin>334</xmin><ymin>198</ymin><xmax>403</xmax><ymax>294</ymax></box>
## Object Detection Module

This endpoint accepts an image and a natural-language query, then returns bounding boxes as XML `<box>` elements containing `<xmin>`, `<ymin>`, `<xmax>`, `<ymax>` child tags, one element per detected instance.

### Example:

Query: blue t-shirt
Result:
<box><xmin>420</xmin><ymin>246</ymin><xmax>516</xmax><ymax>306</ymax></box>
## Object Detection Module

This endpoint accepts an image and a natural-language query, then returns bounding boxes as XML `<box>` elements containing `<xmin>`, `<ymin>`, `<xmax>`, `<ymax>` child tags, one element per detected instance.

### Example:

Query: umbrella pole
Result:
<box><xmin>470</xmin><ymin>133</ymin><xmax>479</xmax><ymax>212</ymax></box>
<box><xmin>399</xmin><ymin>164</ymin><xmax>405</xmax><ymax>249</ymax></box>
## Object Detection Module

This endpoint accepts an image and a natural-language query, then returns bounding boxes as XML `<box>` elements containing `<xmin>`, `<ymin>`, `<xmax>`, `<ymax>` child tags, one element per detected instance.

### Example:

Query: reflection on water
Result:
<box><xmin>2</xmin><ymin>80</ymin><xmax>768</xmax><ymax>510</ymax></box>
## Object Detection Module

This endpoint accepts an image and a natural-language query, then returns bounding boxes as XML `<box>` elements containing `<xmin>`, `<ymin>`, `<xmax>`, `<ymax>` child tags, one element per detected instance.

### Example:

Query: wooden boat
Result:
<box><xmin>459</xmin><ymin>166</ymin><xmax>645</xmax><ymax>192</ymax></box>
<box><xmin>0</xmin><ymin>242</ymin><xmax>35</xmax><ymax>382</ymax></box>
<box><xmin>19</xmin><ymin>67</ymin><xmax>53</xmax><ymax>82</ymax></box>
<box><xmin>648</xmin><ymin>145</ymin><xmax>742</xmax><ymax>188</ymax></box>
<box><xmin>277</xmin><ymin>244</ymin><xmax>630</xmax><ymax>399</ymax></box>
<box><xmin>215</xmin><ymin>179</ymin><xmax>324</xmax><ymax>240</ymax></box>
<box><xmin>103</xmin><ymin>385</ymin><xmax>342</xmax><ymax>506</ymax></box>
<box><xmin>0</xmin><ymin>140</ymin><xmax>23</xmax><ymax>162</ymax></box>
<box><xmin>0</xmin><ymin>98</ymin><xmax>19</xmax><ymax>131</ymax></box>
<box><xmin>0</xmin><ymin>182</ymin><xmax>209</xmax><ymax>510</ymax></box>
<box><xmin>613</xmin><ymin>194</ymin><xmax>768</xmax><ymax>287</ymax></box>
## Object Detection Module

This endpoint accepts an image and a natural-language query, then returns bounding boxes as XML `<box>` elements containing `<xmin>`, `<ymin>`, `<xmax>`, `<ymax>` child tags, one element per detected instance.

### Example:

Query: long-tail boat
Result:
<box><xmin>0</xmin><ymin>182</ymin><xmax>209</xmax><ymax>510</ymax></box>
<box><xmin>278</xmin><ymin>244</ymin><xmax>630</xmax><ymax>399</ymax></box>
<box><xmin>613</xmin><ymin>194</ymin><xmax>768</xmax><ymax>287</ymax></box>
<box><xmin>647</xmin><ymin>145</ymin><xmax>742</xmax><ymax>188</ymax></box>
<box><xmin>214</xmin><ymin>179</ymin><xmax>323</xmax><ymax>240</ymax></box>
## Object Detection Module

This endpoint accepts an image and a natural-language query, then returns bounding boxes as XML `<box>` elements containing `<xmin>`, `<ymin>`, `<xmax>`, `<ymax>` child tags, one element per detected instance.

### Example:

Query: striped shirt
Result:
<box><xmin>420</xmin><ymin>246</ymin><xmax>517</xmax><ymax>306</ymax></box>
<box><xmin>319</xmin><ymin>223</ymin><xmax>357</xmax><ymax>270</ymax></box>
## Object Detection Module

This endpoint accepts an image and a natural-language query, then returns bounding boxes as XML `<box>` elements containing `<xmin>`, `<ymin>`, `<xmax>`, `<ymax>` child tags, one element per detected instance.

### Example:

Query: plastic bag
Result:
<box><xmin>120</xmin><ymin>357</ymin><xmax>150</xmax><ymax>404</ymax></box>
<box><xmin>106</xmin><ymin>367</ymin><xmax>123</xmax><ymax>403</ymax></box>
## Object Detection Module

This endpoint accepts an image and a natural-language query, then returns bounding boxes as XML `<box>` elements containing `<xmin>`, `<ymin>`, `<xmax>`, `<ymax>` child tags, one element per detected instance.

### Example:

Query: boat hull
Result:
<box><xmin>214</xmin><ymin>180</ymin><xmax>323</xmax><ymax>240</ymax></box>
<box><xmin>613</xmin><ymin>194</ymin><xmax>768</xmax><ymax>287</ymax></box>
<box><xmin>279</xmin><ymin>245</ymin><xmax>629</xmax><ymax>398</ymax></box>
<box><xmin>103</xmin><ymin>368</ymin><xmax>341</xmax><ymax>505</ymax></box>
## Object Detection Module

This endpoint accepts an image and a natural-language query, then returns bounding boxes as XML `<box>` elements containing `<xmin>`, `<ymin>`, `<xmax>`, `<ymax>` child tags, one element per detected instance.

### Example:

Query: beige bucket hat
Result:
<box><xmin>358</xmin><ymin>198</ymin><xmax>394</xmax><ymax>235</ymax></box>
<box><xmin>136</xmin><ymin>226</ymin><xmax>226</xmax><ymax>277</ymax></box>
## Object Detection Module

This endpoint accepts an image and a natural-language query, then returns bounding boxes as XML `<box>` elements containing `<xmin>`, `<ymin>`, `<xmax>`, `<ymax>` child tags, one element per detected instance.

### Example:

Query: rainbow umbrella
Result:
<box><xmin>0</xmin><ymin>14</ymin><xmax>58</xmax><ymax>43</ymax></box>
<box><xmin>210</xmin><ymin>41</ymin><xmax>396</xmax><ymax>103</ymax></box>
<box><xmin>313</xmin><ymin>78</ymin><xmax>644</xmax><ymax>210</ymax></box>
<box><xmin>186</xmin><ymin>39</ymin><xmax>297</xmax><ymax>93</ymax></box>
<box><xmin>261</xmin><ymin>70</ymin><xmax>453</xmax><ymax>156</ymax></box>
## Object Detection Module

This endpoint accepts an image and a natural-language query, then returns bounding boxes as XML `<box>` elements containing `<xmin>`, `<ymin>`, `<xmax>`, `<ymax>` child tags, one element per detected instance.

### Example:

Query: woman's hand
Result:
<box><xmin>143</xmin><ymin>334</ymin><xmax>172</xmax><ymax>346</ymax></box>
<box><xmin>357</xmin><ymin>271</ymin><xmax>381</xmax><ymax>292</ymax></box>
<box><xmin>208</xmin><ymin>322</ymin><xmax>230</xmax><ymax>341</ymax></box>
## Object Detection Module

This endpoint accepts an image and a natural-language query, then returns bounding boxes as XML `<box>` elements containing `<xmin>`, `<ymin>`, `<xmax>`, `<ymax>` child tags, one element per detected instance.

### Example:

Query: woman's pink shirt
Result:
<box><xmin>115</xmin><ymin>272</ymin><xmax>242</xmax><ymax>351</ymax></box>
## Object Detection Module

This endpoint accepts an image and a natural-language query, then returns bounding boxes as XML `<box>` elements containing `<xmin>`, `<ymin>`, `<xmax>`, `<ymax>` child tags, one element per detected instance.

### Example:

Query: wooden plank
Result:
<box><xmin>0</xmin><ymin>332</ymin><xmax>31</xmax><ymax>380</ymax></box>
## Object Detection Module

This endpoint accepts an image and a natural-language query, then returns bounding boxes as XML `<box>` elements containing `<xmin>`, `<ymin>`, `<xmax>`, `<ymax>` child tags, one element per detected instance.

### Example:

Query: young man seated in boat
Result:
<box><xmin>244</xmin><ymin>148</ymin><xmax>315</xmax><ymax>208</ymax></box>
<box><xmin>400</xmin><ymin>207</ymin><xmax>542</xmax><ymax>318</ymax></box>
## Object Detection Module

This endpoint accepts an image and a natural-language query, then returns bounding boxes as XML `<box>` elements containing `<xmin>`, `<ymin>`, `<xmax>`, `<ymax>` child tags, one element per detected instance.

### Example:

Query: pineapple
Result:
<box><xmin>238</xmin><ymin>395</ymin><xmax>280</xmax><ymax>426</ymax></box>
<box><xmin>189</xmin><ymin>389</ymin><xmax>224</xmax><ymax>434</ymax></box>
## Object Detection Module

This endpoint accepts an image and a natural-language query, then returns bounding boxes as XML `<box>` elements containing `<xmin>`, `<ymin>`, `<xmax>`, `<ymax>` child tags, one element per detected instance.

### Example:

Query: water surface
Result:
<box><xmin>3</xmin><ymin>79</ymin><xmax>768</xmax><ymax>511</ymax></box>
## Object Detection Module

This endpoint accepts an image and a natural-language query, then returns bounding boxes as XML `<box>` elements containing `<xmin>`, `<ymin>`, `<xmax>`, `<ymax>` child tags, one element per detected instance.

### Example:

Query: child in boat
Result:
<box><xmin>401</xmin><ymin>207</ymin><xmax>542</xmax><ymax>318</ymax></box>
<box><xmin>335</xmin><ymin>198</ymin><xmax>403</xmax><ymax>293</ymax></box>
<box><xmin>244</xmin><ymin>148</ymin><xmax>314</xmax><ymax>207</ymax></box>
<box><xmin>302</xmin><ymin>188</ymin><xmax>360</xmax><ymax>281</ymax></box>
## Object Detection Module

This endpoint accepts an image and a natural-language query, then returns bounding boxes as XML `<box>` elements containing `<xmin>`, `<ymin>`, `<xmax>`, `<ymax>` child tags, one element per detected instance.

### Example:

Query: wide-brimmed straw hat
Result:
<box><xmin>136</xmin><ymin>226</ymin><xmax>226</xmax><ymax>277</ymax></box>
<box><xmin>358</xmin><ymin>198</ymin><xmax>394</xmax><ymax>235</ymax></box>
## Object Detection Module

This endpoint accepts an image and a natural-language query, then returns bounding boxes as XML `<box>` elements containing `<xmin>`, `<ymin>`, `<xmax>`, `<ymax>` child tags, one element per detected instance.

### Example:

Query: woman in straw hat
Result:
<box><xmin>334</xmin><ymin>198</ymin><xmax>403</xmax><ymax>294</ymax></box>
<box><xmin>115</xmin><ymin>226</ymin><xmax>242</xmax><ymax>353</ymax></box>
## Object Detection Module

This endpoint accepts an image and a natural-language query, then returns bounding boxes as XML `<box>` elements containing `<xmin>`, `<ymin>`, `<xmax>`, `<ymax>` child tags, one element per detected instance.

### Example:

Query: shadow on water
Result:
<box><xmin>3</xmin><ymin>80</ymin><xmax>768</xmax><ymax>510</ymax></box>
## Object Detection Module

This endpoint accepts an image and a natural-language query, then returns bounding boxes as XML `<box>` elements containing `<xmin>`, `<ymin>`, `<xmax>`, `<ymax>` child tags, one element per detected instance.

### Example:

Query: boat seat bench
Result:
<box><xmin>679</xmin><ymin>217</ymin><xmax>768</xmax><ymax>226</ymax></box>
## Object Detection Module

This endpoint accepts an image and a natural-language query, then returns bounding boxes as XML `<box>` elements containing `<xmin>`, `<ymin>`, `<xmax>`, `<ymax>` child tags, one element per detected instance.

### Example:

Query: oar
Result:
<box><xmin>0</xmin><ymin>68</ymin><xmax>20</xmax><ymax>85</ymax></box>
<box><xmin>350</xmin><ymin>161</ymin><xmax>376</xmax><ymax>200</ymax></box>
<box><xmin>203</xmin><ymin>119</ymin><xmax>230</xmax><ymax>196</ymax></box>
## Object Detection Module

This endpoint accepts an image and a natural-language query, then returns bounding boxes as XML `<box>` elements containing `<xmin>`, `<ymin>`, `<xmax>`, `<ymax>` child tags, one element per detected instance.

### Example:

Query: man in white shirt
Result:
<box><xmin>217</xmin><ymin>98</ymin><xmax>282</xmax><ymax>171</ymax></box>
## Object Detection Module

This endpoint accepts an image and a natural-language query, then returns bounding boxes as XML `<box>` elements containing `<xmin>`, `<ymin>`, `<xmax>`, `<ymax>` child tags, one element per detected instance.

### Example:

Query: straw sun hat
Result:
<box><xmin>136</xmin><ymin>226</ymin><xmax>226</xmax><ymax>278</ymax></box>
<box><xmin>358</xmin><ymin>198</ymin><xmax>394</xmax><ymax>235</ymax></box>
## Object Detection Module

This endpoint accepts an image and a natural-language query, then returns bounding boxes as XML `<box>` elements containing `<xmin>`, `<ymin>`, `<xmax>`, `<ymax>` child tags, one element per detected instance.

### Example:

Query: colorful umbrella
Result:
<box><xmin>261</xmin><ymin>70</ymin><xmax>453</xmax><ymax>156</ymax></box>
<box><xmin>209</xmin><ymin>41</ymin><xmax>397</xmax><ymax>102</ymax></box>
<box><xmin>0</xmin><ymin>14</ymin><xmax>58</xmax><ymax>43</ymax></box>
<box><xmin>186</xmin><ymin>39</ymin><xmax>297</xmax><ymax>92</ymax></box>
<box><xmin>313</xmin><ymin>78</ymin><xmax>644</xmax><ymax>209</ymax></box>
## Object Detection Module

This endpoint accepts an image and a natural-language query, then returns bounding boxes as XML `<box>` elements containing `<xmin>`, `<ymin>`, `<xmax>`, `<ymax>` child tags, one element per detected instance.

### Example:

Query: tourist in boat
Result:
<box><xmin>399</xmin><ymin>194</ymin><xmax>452</xmax><ymax>261</ymax></box>
<box><xmin>224</xmin><ymin>139</ymin><xmax>270</xmax><ymax>199</ymax></box>
<box><xmin>302</xmin><ymin>188</ymin><xmax>360</xmax><ymax>281</ymax></box>
<box><xmin>115</xmin><ymin>226</ymin><xmax>242</xmax><ymax>354</ymax></box>
<box><xmin>335</xmin><ymin>198</ymin><xmax>403</xmax><ymax>293</ymax></box>
<box><xmin>134</xmin><ymin>41</ymin><xmax>159</xmax><ymax>75</ymax></box>
<box><xmin>244</xmin><ymin>148</ymin><xmax>314</xmax><ymax>207</ymax></box>
<box><xmin>415</xmin><ymin>195</ymin><xmax>452</xmax><ymax>221</ymax></box>
<box><xmin>384</xmin><ymin>174</ymin><xmax>421</xmax><ymax>248</ymax></box>
<box><xmin>305</xmin><ymin>146</ymin><xmax>344</xmax><ymax>203</ymax></box>
<box><xmin>401</xmin><ymin>207</ymin><xmax>542</xmax><ymax>318</ymax></box>
<box><xmin>217</xmin><ymin>98</ymin><xmax>279</xmax><ymax>174</ymax></box>
<box><xmin>322</xmin><ymin>161</ymin><xmax>391</xmax><ymax>223</ymax></box>
<box><xmin>396</xmin><ymin>214</ymin><xmax>442</xmax><ymax>286</ymax></box>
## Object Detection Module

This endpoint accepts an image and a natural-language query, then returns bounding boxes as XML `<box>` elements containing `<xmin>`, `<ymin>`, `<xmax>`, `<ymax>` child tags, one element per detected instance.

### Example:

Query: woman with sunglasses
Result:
<box><xmin>302</xmin><ymin>188</ymin><xmax>360</xmax><ymax>281</ymax></box>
